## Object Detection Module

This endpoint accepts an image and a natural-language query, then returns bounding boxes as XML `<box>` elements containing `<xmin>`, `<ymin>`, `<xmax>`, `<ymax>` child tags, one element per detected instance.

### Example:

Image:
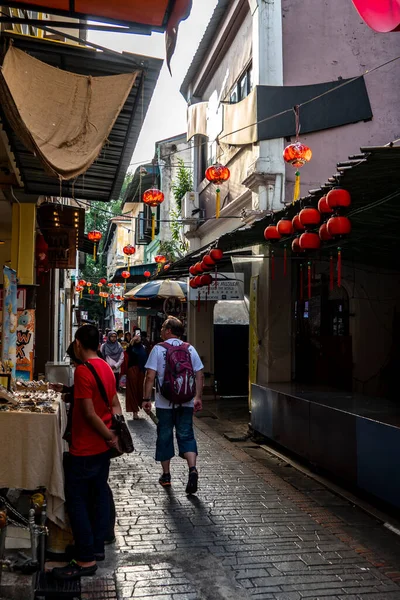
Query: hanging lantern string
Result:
<box><xmin>294</xmin><ymin>105</ymin><xmax>300</xmax><ymax>141</ymax></box>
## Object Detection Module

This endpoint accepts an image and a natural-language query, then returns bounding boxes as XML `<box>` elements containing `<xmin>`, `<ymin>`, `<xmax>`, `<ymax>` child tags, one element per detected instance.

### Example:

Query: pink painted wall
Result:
<box><xmin>282</xmin><ymin>0</ymin><xmax>400</xmax><ymax>197</ymax></box>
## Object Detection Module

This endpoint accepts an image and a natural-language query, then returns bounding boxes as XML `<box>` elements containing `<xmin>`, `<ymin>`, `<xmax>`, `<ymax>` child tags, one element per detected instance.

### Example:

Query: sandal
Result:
<box><xmin>52</xmin><ymin>559</ymin><xmax>98</xmax><ymax>580</ymax></box>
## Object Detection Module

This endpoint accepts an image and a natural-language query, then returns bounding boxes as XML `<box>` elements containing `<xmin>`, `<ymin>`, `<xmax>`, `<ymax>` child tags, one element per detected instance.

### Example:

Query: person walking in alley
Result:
<box><xmin>101</xmin><ymin>330</ymin><xmax>124</xmax><ymax>389</ymax></box>
<box><xmin>125</xmin><ymin>331</ymin><xmax>147</xmax><ymax>419</ymax></box>
<box><xmin>52</xmin><ymin>325</ymin><xmax>122</xmax><ymax>581</ymax></box>
<box><xmin>142</xmin><ymin>316</ymin><xmax>204</xmax><ymax>494</ymax></box>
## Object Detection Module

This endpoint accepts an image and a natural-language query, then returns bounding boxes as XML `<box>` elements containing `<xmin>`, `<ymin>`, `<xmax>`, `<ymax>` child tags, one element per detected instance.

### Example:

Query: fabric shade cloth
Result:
<box><xmin>0</xmin><ymin>46</ymin><xmax>138</xmax><ymax>180</ymax></box>
<box><xmin>124</xmin><ymin>280</ymin><xmax>187</xmax><ymax>300</ymax></box>
<box><xmin>187</xmin><ymin>102</ymin><xmax>208</xmax><ymax>141</ymax></box>
<box><xmin>0</xmin><ymin>398</ymin><xmax>67</xmax><ymax>528</ymax></box>
<box><xmin>220</xmin><ymin>89</ymin><xmax>257</xmax><ymax>146</ymax></box>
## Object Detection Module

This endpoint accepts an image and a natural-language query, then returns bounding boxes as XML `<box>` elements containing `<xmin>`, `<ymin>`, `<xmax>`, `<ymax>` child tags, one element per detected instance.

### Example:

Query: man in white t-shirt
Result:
<box><xmin>142</xmin><ymin>316</ymin><xmax>204</xmax><ymax>494</ymax></box>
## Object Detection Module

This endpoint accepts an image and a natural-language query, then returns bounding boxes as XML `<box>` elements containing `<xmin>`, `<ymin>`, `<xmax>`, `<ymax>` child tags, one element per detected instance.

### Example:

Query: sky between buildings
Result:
<box><xmin>90</xmin><ymin>0</ymin><xmax>218</xmax><ymax>174</ymax></box>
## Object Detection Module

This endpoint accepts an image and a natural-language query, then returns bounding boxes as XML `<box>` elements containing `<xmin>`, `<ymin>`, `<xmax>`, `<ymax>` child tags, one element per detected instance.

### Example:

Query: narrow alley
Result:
<box><xmin>102</xmin><ymin>411</ymin><xmax>400</xmax><ymax>600</ymax></box>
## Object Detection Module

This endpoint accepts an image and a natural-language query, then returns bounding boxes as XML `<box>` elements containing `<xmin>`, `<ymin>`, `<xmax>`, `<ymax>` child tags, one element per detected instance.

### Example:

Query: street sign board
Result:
<box><xmin>188</xmin><ymin>273</ymin><xmax>244</xmax><ymax>301</ymax></box>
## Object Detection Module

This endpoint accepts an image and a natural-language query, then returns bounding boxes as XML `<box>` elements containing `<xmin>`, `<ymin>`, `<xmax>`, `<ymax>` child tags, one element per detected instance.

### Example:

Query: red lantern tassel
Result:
<box><xmin>283</xmin><ymin>246</ymin><xmax>287</xmax><ymax>277</ymax></box>
<box><xmin>300</xmin><ymin>264</ymin><xmax>304</xmax><ymax>301</ymax></box>
<box><xmin>308</xmin><ymin>262</ymin><xmax>312</xmax><ymax>299</ymax></box>
<box><xmin>329</xmin><ymin>255</ymin><xmax>334</xmax><ymax>291</ymax></box>
<box><xmin>337</xmin><ymin>247</ymin><xmax>342</xmax><ymax>288</ymax></box>
<box><xmin>271</xmin><ymin>250</ymin><xmax>275</xmax><ymax>281</ymax></box>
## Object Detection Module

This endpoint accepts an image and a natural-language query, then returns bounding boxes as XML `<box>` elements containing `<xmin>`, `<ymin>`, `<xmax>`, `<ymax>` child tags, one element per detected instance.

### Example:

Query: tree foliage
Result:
<box><xmin>162</xmin><ymin>159</ymin><xmax>193</xmax><ymax>260</ymax></box>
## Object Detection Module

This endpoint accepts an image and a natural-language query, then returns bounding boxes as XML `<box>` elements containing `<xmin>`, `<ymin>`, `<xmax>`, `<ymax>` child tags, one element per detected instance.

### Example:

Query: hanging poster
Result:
<box><xmin>249</xmin><ymin>275</ymin><xmax>259</xmax><ymax>409</ymax></box>
<box><xmin>1</xmin><ymin>266</ymin><xmax>18</xmax><ymax>377</ymax></box>
<box><xmin>16</xmin><ymin>309</ymin><xmax>35</xmax><ymax>381</ymax></box>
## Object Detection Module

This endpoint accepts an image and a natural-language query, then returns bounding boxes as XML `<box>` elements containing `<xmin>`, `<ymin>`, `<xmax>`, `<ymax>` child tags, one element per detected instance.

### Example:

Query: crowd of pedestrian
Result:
<box><xmin>50</xmin><ymin>317</ymin><xmax>204</xmax><ymax>581</ymax></box>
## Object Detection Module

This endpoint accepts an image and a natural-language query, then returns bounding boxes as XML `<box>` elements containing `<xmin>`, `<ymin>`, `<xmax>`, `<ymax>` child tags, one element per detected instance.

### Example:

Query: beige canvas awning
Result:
<box><xmin>0</xmin><ymin>46</ymin><xmax>138</xmax><ymax>180</ymax></box>
<box><xmin>187</xmin><ymin>101</ymin><xmax>208</xmax><ymax>141</ymax></box>
<box><xmin>219</xmin><ymin>89</ymin><xmax>257</xmax><ymax>146</ymax></box>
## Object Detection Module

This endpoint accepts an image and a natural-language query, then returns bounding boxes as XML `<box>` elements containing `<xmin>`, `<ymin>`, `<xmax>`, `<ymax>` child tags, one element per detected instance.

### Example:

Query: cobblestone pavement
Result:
<box><xmin>107</xmin><ymin>412</ymin><xmax>400</xmax><ymax>600</ymax></box>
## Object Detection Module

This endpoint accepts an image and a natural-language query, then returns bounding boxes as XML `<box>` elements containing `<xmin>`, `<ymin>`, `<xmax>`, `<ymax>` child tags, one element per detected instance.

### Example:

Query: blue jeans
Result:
<box><xmin>156</xmin><ymin>407</ymin><xmax>198</xmax><ymax>462</ymax></box>
<box><xmin>64</xmin><ymin>451</ymin><xmax>111</xmax><ymax>562</ymax></box>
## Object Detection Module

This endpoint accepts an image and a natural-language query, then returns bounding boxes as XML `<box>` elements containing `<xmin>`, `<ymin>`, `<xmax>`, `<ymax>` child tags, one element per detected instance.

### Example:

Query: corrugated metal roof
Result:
<box><xmin>1</xmin><ymin>32</ymin><xmax>163</xmax><ymax>202</ymax></box>
<box><xmin>180</xmin><ymin>0</ymin><xmax>232</xmax><ymax>100</ymax></box>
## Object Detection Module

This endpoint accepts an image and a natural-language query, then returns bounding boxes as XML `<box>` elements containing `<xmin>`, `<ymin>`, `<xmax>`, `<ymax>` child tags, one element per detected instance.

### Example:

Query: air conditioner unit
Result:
<box><xmin>182</xmin><ymin>191</ymin><xmax>200</xmax><ymax>221</ymax></box>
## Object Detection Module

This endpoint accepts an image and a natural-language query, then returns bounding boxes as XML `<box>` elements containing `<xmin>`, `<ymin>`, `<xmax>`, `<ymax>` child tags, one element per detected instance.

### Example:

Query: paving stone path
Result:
<box><xmin>108</xmin><ymin>413</ymin><xmax>400</xmax><ymax>600</ymax></box>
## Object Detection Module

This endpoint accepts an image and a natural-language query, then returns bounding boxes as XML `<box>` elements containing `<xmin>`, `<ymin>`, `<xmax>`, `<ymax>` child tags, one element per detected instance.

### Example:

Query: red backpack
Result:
<box><xmin>159</xmin><ymin>342</ymin><xmax>196</xmax><ymax>405</ymax></box>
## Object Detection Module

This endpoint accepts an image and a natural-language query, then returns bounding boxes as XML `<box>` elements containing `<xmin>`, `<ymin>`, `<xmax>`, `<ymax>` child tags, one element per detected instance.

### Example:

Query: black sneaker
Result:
<box><xmin>159</xmin><ymin>473</ymin><xmax>171</xmax><ymax>487</ymax></box>
<box><xmin>185</xmin><ymin>468</ymin><xmax>198</xmax><ymax>495</ymax></box>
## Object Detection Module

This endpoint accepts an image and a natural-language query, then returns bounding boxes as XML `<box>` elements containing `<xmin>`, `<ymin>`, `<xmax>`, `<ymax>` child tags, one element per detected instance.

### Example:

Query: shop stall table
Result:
<box><xmin>0</xmin><ymin>397</ymin><xmax>67</xmax><ymax>528</ymax></box>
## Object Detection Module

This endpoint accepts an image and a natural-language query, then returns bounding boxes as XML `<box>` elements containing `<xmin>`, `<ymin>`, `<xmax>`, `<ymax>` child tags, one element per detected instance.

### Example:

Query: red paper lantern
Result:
<box><xmin>264</xmin><ymin>225</ymin><xmax>281</xmax><ymax>241</ymax></box>
<box><xmin>291</xmin><ymin>237</ymin><xmax>304</xmax><ymax>253</ymax></box>
<box><xmin>189</xmin><ymin>278</ymin><xmax>198</xmax><ymax>289</ymax></box>
<box><xmin>78</xmin><ymin>279</ymin><xmax>86</xmax><ymax>287</ymax></box>
<box><xmin>319</xmin><ymin>223</ymin><xmax>334</xmax><ymax>241</ymax></box>
<box><xmin>143</xmin><ymin>188</ymin><xmax>165</xmax><ymax>207</ymax></box>
<box><xmin>299</xmin><ymin>232</ymin><xmax>321</xmax><ymax>250</ymax></box>
<box><xmin>121</xmin><ymin>271</ymin><xmax>130</xmax><ymax>280</ymax></box>
<box><xmin>277</xmin><ymin>219</ymin><xmax>294</xmax><ymax>236</ymax></box>
<box><xmin>210</xmin><ymin>249</ymin><xmax>224</xmax><ymax>262</ymax></box>
<box><xmin>299</xmin><ymin>208</ymin><xmax>321</xmax><ymax>228</ymax></box>
<box><xmin>86</xmin><ymin>282</ymin><xmax>92</xmax><ymax>287</ymax></box>
<box><xmin>99</xmin><ymin>278</ymin><xmax>107</xmax><ymax>285</ymax></box>
<box><xmin>326</xmin><ymin>188</ymin><xmax>351</xmax><ymax>210</ymax></box>
<box><xmin>200</xmin><ymin>274</ymin><xmax>213</xmax><ymax>287</ymax></box>
<box><xmin>318</xmin><ymin>196</ymin><xmax>333</xmax><ymax>215</ymax></box>
<box><xmin>89</xmin><ymin>289</ymin><xmax>95</xmax><ymax>295</ymax></box>
<box><xmin>164</xmin><ymin>263</ymin><xmax>170</xmax><ymax>270</ymax></box>
<box><xmin>205</xmin><ymin>164</ymin><xmax>230</xmax><ymax>185</ymax></box>
<box><xmin>87</xmin><ymin>230</ymin><xmax>102</xmax><ymax>243</ymax></box>
<box><xmin>194</xmin><ymin>261</ymin><xmax>204</xmax><ymax>274</ymax></box>
<box><xmin>154</xmin><ymin>255</ymin><xmax>167</xmax><ymax>264</ymax></box>
<box><xmin>283</xmin><ymin>142</ymin><xmax>312</xmax><ymax>168</ymax></box>
<box><xmin>123</xmin><ymin>244</ymin><xmax>136</xmax><ymax>256</ymax></box>
<box><xmin>326</xmin><ymin>216</ymin><xmax>351</xmax><ymax>237</ymax></box>
<box><xmin>144</xmin><ymin>271</ymin><xmax>151</xmax><ymax>278</ymax></box>
<box><xmin>201</xmin><ymin>259</ymin><xmax>212</xmax><ymax>272</ymax></box>
<box><xmin>189</xmin><ymin>265</ymin><xmax>198</xmax><ymax>276</ymax></box>
<box><xmin>116</xmin><ymin>295</ymin><xmax>122</xmax><ymax>301</ymax></box>
<box><xmin>193</xmin><ymin>275</ymin><xmax>203</xmax><ymax>287</ymax></box>
<box><xmin>292</xmin><ymin>214</ymin><xmax>305</xmax><ymax>232</ymax></box>
<box><xmin>203</xmin><ymin>255</ymin><xmax>215</xmax><ymax>268</ymax></box>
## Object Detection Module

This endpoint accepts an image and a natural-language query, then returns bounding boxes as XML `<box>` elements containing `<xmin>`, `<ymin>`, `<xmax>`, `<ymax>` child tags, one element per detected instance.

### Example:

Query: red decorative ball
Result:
<box><xmin>210</xmin><ymin>248</ymin><xmax>224</xmax><ymax>262</ymax></box>
<box><xmin>89</xmin><ymin>289</ymin><xmax>95</xmax><ymax>295</ymax></box>
<box><xmin>318</xmin><ymin>196</ymin><xmax>333</xmax><ymax>215</ymax></box>
<box><xmin>283</xmin><ymin>142</ymin><xmax>312</xmax><ymax>168</ymax></box>
<box><xmin>326</xmin><ymin>188</ymin><xmax>351</xmax><ymax>210</ymax></box>
<box><xmin>292</xmin><ymin>214</ymin><xmax>305</xmax><ymax>232</ymax></box>
<box><xmin>189</xmin><ymin>278</ymin><xmax>198</xmax><ymax>289</ymax></box>
<box><xmin>264</xmin><ymin>225</ymin><xmax>281</xmax><ymax>241</ymax></box>
<box><xmin>194</xmin><ymin>262</ymin><xmax>204</xmax><ymax>274</ymax></box>
<box><xmin>299</xmin><ymin>232</ymin><xmax>321</xmax><ymax>250</ymax></box>
<box><xmin>193</xmin><ymin>275</ymin><xmax>203</xmax><ymax>287</ymax></box>
<box><xmin>277</xmin><ymin>219</ymin><xmax>294</xmax><ymax>236</ymax></box>
<box><xmin>143</xmin><ymin>188</ymin><xmax>165</xmax><ymax>207</ymax></box>
<box><xmin>291</xmin><ymin>237</ymin><xmax>304</xmax><ymax>253</ymax></box>
<box><xmin>205</xmin><ymin>164</ymin><xmax>230</xmax><ymax>185</ymax></box>
<box><xmin>99</xmin><ymin>278</ymin><xmax>107</xmax><ymax>285</ymax></box>
<box><xmin>154</xmin><ymin>255</ymin><xmax>167</xmax><ymax>264</ymax></box>
<box><xmin>203</xmin><ymin>254</ymin><xmax>216</xmax><ymax>267</ymax></box>
<box><xmin>123</xmin><ymin>244</ymin><xmax>136</xmax><ymax>256</ymax></box>
<box><xmin>144</xmin><ymin>271</ymin><xmax>151</xmax><ymax>278</ymax></box>
<box><xmin>319</xmin><ymin>223</ymin><xmax>334</xmax><ymax>241</ymax></box>
<box><xmin>189</xmin><ymin>265</ymin><xmax>198</xmax><ymax>276</ymax></box>
<box><xmin>121</xmin><ymin>271</ymin><xmax>130</xmax><ymax>280</ymax></box>
<box><xmin>299</xmin><ymin>208</ymin><xmax>321</xmax><ymax>228</ymax></box>
<box><xmin>326</xmin><ymin>216</ymin><xmax>351</xmax><ymax>236</ymax></box>
<box><xmin>201</xmin><ymin>259</ymin><xmax>212</xmax><ymax>272</ymax></box>
<box><xmin>200</xmin><ymin>274</ymin><xmax>213</xmax><ymax>287</ymax></box>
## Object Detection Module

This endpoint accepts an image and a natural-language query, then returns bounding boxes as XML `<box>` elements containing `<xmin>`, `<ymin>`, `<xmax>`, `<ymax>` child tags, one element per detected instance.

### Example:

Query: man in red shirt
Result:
<box><xmin>52</xmin><ymin>325</ymin><xmax>122</xmax><ymax>580</ymax></box>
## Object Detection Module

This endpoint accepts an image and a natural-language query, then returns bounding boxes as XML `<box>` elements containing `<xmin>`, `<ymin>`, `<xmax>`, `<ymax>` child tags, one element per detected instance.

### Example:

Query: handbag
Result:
<box><xmin>84</xmin><ymin>362</ymin><xmax>134</xmax><ymax>458</ymax></box>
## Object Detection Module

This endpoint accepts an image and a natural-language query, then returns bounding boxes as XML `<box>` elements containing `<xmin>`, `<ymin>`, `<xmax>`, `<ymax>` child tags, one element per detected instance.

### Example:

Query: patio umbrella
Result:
<box><xmin>124</xmin><ymin>280</ymin><xmax>187</xmax><ymax>300</ymax></box>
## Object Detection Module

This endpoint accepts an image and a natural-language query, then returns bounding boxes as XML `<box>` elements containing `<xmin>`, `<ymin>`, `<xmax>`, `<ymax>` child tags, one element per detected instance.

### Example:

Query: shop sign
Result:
<box><xmin>188</xmin><ymin>273</ymin><xmax>245</xmax><ymax>301</ymax></box>
<box><xmin>44</xmin><ymin>228</ymin><xmax>77</xmax><ymax>269</ymax></box>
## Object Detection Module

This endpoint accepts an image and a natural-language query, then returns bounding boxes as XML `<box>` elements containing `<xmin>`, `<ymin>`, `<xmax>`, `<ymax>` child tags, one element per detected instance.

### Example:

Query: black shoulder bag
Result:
<box><xmin>84</xmin><ymin>362</ymin><xmax>134</xmax><ymax>458</ymax></box>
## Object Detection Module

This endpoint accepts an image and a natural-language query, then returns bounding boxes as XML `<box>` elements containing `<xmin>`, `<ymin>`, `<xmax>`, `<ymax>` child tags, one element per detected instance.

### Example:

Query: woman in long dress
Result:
<box><xmin>101</xmin><ymin>331</ymin><xmax>124</xmax><ymax>389</ymax></box>
<box><xmin>125</xmin><ymin>332</ymin><xmax>147</xmax><ymax>419</ymax></box>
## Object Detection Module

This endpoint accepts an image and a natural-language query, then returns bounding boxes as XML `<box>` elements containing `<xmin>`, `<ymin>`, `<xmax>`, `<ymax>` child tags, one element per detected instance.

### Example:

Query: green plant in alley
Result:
<box><xmin>163</xmin><ymin>159</ymin><xmax>192</xmax><ymax>260</ymax></box>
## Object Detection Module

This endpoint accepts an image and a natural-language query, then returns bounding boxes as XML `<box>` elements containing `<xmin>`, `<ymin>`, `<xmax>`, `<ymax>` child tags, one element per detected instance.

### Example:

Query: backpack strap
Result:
<box><xmin>84</xmin><ymin>361</ymin><xmax>111</xmax><ymax>411</ymax></box>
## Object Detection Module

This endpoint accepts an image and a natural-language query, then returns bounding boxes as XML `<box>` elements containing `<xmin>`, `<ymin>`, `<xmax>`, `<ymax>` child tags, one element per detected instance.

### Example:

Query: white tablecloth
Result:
<box><xmin>0</xmin><ymin>399</ymin><xmax>67</xmax><ymax>528</ymax></box>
